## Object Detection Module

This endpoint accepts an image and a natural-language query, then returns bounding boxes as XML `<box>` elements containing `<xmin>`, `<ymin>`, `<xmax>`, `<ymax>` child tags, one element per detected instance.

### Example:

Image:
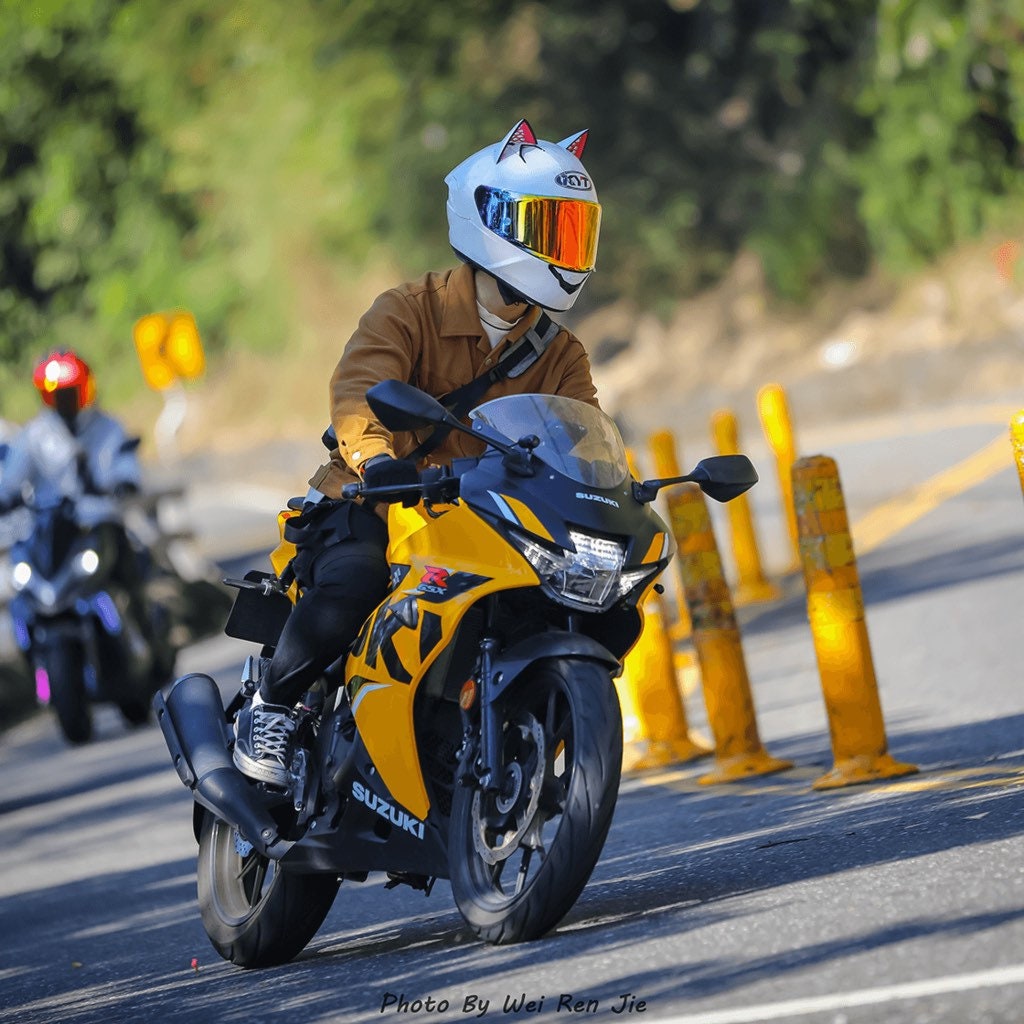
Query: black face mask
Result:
<box><xmin>496</xmin><ymin>277</ymin><xmax>529</xmax><ymax>307</ymax></box>
<box><xmin>53</xmin><ymin>389</ymin><xmax>81</xmax><ymax>433</ymax></box>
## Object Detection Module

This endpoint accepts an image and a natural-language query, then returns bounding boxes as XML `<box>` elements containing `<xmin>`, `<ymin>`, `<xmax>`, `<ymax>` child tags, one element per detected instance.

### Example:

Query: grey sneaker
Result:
<box><xmin>232</xmin><ymin>690</ymin><xmax>297</xmax><ymax>787</ymax></box>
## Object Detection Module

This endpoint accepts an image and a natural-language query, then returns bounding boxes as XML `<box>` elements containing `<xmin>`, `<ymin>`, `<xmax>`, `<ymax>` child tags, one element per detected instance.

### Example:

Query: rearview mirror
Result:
<box><xmin>634</xmin><ymin>454</ymin><xmax>758</xmax><ymax>504</ymax></box>
<box><xmin>365</xmin><ymin>380</ymin><xmax>453</xmax><ymax>432</ymax></box>
<box><xmin>689</xmin><ymin>455</ymin><xmax>759</xmax><ymax>502</ymax></box>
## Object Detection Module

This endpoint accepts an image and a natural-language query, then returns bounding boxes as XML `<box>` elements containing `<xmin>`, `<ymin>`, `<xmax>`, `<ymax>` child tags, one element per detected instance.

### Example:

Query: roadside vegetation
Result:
<box><xmin>0</xmin><ymin>0</ymin><xmax>1021</xmax><ymax>428</ymax></box>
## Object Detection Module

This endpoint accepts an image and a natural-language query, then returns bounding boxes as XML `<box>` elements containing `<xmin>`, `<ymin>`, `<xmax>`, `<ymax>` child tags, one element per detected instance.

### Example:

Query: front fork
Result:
<box><xmin>474</xmin><ymin>634</ymin><xmax>503</xmax><ymax>793</ymax></box>
<box><xmin>461</xmin><ymin>605</ymin><xmax>580</xmax><ymax>793</ymax></box>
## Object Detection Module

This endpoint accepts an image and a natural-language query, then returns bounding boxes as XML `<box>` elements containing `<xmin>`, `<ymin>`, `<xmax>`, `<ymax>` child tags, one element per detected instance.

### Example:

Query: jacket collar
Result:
<box><xmin>441</xmin><ymin>263</ymin><xmax>542</xmax><ymax>354</ymax></box>
<box><xmin>440</xmin><ymin>263</ymin><xmax>485</xmax><ymax>338</ymax></box>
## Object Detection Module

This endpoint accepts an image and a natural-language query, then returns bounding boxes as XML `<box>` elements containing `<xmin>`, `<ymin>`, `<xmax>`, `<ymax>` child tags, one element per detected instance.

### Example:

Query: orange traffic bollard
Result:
<box><xmin>711</xmin><ymin>409</ymin><xmax>780</xmax><ymax>605</ymax></box>
<box><xmin>651</xmin><ymin>433</ymin><xmax>792</xmax><ymax>785</ymax></box>
<box><xmin>648</xmin><ymin>430</ymin><xmax>694</xmax><ymax>641</ymax></box>
<box><xmin>617</xmin><ymin>592</ymin><xmax>712</xmax><ymax>770</ymax></box>
<box><xmin>617</xmin><ymin>446</ymin><xmax>710</xmax><ymax>769</ymax></box>
<box><xmin>1011</xmin><ymin>410</ymin><xmax>1024</xmax><ymax>498</ymax></box>
<box><xmin>792</xmin><ymin>456</ymin><xmax>918</xmax><ymax>789</ymax></box>
<box><xmin>757</xmin><ymin>383</ymin><xmax>800</xmax><ymax>570</ymax></box>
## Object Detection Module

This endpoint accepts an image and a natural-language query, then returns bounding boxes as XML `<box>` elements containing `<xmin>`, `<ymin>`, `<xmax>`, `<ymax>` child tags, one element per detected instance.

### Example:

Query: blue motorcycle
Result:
<box><xmin>9</xmin><ymin>496</ymin><xmax>175</xmax><ymax>743</ymax></box>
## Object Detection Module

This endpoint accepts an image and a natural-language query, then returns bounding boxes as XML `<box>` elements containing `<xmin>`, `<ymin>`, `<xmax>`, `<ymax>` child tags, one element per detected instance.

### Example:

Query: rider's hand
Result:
<box><xmin>360</xmin><ymin>456</ymin><xmax>421</xmax><ymax>506</ymax></box>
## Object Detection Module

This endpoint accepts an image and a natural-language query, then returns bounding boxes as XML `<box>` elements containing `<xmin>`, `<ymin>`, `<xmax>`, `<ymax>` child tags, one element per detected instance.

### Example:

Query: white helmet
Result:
<box><xmin>445</xmin><ymin>119</ymin><xmax>601</xmax><ymax>312</ymax></box>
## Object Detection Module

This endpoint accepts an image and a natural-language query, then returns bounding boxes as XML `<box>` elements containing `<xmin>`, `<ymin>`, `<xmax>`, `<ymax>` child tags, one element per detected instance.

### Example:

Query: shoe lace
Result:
<box><xmin>252</xmin><ymin>706</ymin><xmax>296</xmax><ymax>763</ymax></box>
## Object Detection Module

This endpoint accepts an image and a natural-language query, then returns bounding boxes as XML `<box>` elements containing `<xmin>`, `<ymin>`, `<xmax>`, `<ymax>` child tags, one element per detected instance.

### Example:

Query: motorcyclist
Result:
<box><xmin>0</xmin><ymin>350</ymin><xmax>172</xmax><ymax>679</ymax></box>
<box><xmin>233</xmin><ymin>119</ymin><xmax>605</xmax><ymax>787</ymax></box>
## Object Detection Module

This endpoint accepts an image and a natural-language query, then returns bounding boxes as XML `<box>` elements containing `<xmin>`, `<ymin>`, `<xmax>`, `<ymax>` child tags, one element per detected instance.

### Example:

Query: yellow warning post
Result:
<box><xmin>617</xmin><ymin>592</ymin><xmax>712</xmax><ymax>770</ymax></box>
<box><xmin>792</xmin><ymin>455</ymin><xmax>918</xmax><ymax>789</ymax></box>
<box><xmin>651</xmin><ymin>433</ymin><xmax>792</xmax><ymax>784</ymax></box>
<box><xmin>1011</xmin><ymin>410</ymin><xmax>1024</xmax><ymax>499</ymax></box>
<box><xmin>757</xmin><ymin>383</ymin><xmax>800</xmax><ymax>570</ymax></box>
<box><xmin>648</xmin><ymin>430</ymin><xmax>693</xmax><ymax>641</ymax></box>
<box><xmin>617</xmin><ymin>447</ymin><xmax>711</xmax><ymax>769</ymax></box>
<box><xmin>711</xmin><ymin>409</ymin><xmax>780</xmax><ymax>605</ymax></box>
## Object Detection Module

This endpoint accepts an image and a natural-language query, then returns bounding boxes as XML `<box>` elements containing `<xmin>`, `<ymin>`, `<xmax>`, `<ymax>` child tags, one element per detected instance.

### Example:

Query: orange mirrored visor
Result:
<box><xmin>475</xmin><ymin>187</ymin><xmax>601</xmax><ymax>272</ymax></box>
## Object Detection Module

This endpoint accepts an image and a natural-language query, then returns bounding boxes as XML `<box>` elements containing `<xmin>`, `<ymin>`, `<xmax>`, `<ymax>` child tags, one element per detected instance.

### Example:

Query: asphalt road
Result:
<box><xmin>1</xmin><ymin>401</ymin><xmax>1023</xmax><ymax>1024</ymax></box>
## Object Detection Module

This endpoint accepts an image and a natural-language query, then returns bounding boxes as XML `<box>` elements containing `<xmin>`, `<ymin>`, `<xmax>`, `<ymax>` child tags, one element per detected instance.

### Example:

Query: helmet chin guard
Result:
<box><xmin>446</xmin><ymin>120</ymin><xmax>600</xmax><ymax>312</ymax></box>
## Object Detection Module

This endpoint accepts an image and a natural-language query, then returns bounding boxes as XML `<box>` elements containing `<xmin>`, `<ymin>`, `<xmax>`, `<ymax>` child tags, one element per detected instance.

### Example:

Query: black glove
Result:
<box><xmin>360</xmin><ymin>456</ymin><xmax>421</xmax><ymax>506</ymax></box>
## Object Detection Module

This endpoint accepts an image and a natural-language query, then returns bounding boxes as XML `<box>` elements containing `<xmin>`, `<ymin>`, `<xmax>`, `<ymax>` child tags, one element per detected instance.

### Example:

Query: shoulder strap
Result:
<box><xmin>406</xmin><ymin>312</ymin><xmax>561</xmax><ymax>462</ymax></box>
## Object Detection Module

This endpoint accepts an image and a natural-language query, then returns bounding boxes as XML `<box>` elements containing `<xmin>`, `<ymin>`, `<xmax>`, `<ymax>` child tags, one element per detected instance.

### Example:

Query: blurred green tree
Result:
<box><xmin>0</xmin><ymin>0</ymin><xmax>226</xmax><ymax>418</ymax></box>
<box><xmin>0</xmin><ymin>0</ymin><xmax>1021</xmax><ymax>418</ymax></box>
<box><xmin>856</xmin><ymin>0</ymin><xmax>1024</xmax><ymax>269</ymax></box>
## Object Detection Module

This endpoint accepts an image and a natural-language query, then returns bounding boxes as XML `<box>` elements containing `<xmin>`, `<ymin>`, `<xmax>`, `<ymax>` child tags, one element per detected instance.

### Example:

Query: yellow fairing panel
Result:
<box><xmin>499</xmin><ymin>494</ymin><xmax>554</xmax><ymax>543</ymax></box>
<box><xmin>347</xmin><ymin>500</ymin><xmax>539</xmax><ymax>820</ymax></box>
<box><xmin>642</xmin><ymin>531</ymin><xmax>667</xmax><ymax>564</ymax></box>
<box><xmin>270</xmin><ymin>510</ymin><xmax>299</xmax><ymax>603</ymax></box>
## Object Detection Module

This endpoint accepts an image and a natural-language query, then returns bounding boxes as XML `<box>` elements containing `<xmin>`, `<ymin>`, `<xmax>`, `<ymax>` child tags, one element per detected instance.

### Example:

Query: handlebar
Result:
<box><xmin>342</xmin><ymin>466</ymin><xmax>458</xmax><ymax>504</ymax></box>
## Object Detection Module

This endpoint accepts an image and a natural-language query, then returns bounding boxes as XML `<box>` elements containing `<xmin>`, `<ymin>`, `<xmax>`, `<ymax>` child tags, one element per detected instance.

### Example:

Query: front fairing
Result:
<box><xmin>466</xmin><ymin>393</ymin><xmax>672</xmax><ymax>564</ymax></box>
<box><xmin>346</xmin><ymin>420</ymin><xmax>671</xmax><ymax>823</ymax></box>
<box><xmin>346</xmin><ymin>498</ymin><xmax>539</xmax><ymax>821</ymax></box>
<box><xmin>460</xmin><ymin>449</ymin><xmax>671</xmax><ymax>566</ymax></box>
<box><xmin>10</xmin><ymin>510</ymin><xmax>116</xmax><ymax>617</ymax></box>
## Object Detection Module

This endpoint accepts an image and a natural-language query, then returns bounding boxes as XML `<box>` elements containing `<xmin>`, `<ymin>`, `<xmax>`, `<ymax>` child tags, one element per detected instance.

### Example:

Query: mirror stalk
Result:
<box><xmin>633</xmin><ymin>475</ymin><xmax>696</xmax><ymax>504</ymax></box>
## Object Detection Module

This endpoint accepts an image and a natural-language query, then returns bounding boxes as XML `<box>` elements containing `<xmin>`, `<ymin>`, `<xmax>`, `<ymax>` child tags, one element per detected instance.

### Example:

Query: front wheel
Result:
<box><xmin>197</xmin><ymin>812</ymin><xmax>340</xmax><ymax>968</ymax></box>
<box><xmin>46</xmin><ymin>641</ymin><xmax>92</xmax><ymax>745</ymax></box>
<box><xmin>449</xmin><ymin>658</ymin><xmax>623</xmax><ymax>944</ymax></box>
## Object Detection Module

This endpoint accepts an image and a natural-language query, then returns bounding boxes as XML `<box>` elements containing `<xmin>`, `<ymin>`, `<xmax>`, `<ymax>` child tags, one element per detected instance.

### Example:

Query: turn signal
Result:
<box><xmin>459</xmin><ymin>680</ymin><xmax>477</xmax><ymax>711</ymax></box>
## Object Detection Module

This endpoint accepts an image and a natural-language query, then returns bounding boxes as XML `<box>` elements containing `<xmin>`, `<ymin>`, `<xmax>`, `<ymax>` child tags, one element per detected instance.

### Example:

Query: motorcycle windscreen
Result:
<box><xmin>470</xmin><ymin>394</ymin><xmax>629</xmax><ymax>489</ymax></box>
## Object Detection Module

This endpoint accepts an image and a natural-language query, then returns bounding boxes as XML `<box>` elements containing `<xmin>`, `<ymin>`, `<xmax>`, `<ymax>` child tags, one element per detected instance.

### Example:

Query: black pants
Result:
<box><xmin>259</xmin><ymin>500</ymin><xmax>390</xmax><ymax>707</ymax></box>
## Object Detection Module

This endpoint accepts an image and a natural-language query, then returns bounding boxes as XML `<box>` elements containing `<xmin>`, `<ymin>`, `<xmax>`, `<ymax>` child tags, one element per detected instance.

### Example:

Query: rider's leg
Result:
<box><xmin>233</xmin><ymin>502</ymin><xmax>389</xmax><ymax>786</ymax></box>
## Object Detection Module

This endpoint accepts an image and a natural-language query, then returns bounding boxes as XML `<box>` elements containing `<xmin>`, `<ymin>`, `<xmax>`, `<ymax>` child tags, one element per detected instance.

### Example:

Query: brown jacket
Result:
<box><xmin>309</xmin><ymin>263</ymin><xmax>599</xmax><ymax>498</ymax></box>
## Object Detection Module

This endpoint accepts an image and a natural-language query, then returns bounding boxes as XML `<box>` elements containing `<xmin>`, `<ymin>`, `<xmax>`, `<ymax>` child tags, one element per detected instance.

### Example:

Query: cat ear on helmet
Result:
<box><xmin>497</xmin><ymin>119</ymin><xmax>538</xmax><ymax>162</ymax></box>
<box><xmin>557</xmin><ymin>130</ymin><xmax>589</xmax><ymax>159</ymax></box>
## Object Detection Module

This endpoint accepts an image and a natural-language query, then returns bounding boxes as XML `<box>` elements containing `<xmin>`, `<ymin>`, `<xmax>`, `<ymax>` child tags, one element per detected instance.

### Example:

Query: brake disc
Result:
<box><xmin>471</xmin><ymin>715</ymin><xmax>545</xmax><ymax>866</ymax></box>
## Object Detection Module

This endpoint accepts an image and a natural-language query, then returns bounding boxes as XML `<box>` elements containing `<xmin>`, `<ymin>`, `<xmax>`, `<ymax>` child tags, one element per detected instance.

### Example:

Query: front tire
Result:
<box><xmin>46</xmin><ymin>641</ymin><xmax>92</xmax><ymax>745</ymax></box>
<box><xmin>449</xmin><ymin>658</ymin><xmax>622</xmax><ymax>944</ymax></box>
<box><xmin>197</xmin><ymin>812</ymin><xmax>340</xmax><ymax>968</ymax></box>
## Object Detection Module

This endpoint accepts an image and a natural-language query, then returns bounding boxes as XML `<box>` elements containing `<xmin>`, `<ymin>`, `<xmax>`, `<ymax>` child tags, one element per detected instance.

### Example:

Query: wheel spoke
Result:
<box><xmin>235</xmin><ymin>853</ymin><xmax>259</xmax><ymax>883</ymax></box>
<box><xmin>514</xmin><ymin>847</ymin><xmax>533</xmax><ymax>896</ymax></box>
<box><xmin>248</xmin><ymin>858</ymin><xmax>269</xmax><ymax>904</ymax></box>
<box><xmin>489</xmin><ymin>858</ymin><xmax>505</xmax><ymax>891</ymax></box>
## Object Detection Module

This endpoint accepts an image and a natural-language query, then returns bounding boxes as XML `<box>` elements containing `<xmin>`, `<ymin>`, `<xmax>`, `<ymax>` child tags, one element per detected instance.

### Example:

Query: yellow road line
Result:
<box><xmin>850</xmin><ymin>432</ymin><xmax>1011</xmax><ymax>556</ymax></box>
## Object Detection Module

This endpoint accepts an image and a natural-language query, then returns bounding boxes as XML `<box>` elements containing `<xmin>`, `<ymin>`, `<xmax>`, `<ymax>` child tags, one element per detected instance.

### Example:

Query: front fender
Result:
<box><xmin>489</xmin><ymin>630</ymin><xmax>620</xmax><ymax>703</ymax></box>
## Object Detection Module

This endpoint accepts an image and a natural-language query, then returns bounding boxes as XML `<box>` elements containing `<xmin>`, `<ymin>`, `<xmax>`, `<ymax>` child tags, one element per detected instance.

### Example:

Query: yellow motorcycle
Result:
<box><xmin>155</xmin><ymin>380</ymin><xmax>757</xmax><ymax>967</ymax></box>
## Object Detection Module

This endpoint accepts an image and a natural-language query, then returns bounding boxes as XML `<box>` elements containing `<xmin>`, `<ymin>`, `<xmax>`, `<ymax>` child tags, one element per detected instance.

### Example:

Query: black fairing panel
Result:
<box><xmin>459</xmin><ymin>451</ymin><xmax>669</xmax><ymax>564</ymax></box>
<box><xmin>282</xmin><ymin>742</ymin><xmax>450</xmax><ymax>877</ymax></box>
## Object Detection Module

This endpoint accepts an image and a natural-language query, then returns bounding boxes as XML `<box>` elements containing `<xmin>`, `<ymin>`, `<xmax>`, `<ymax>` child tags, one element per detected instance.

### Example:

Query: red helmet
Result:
<box><xmin>32</xmin><ymin>350</ymin><xmax>96</xmax><ymax>412</ymax></box>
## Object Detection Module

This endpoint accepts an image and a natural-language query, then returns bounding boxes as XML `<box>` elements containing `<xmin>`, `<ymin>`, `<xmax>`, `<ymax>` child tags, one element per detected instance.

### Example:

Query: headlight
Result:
<box><xmin>511</xmin><ymin>529</ymin><xmax>625</xmax><ymax>609</ymax></box>
<box><xmin>11</xmin><ymin>561</ymin><xmax>31</xmax><ymax>591</ymax></box>
<box><xmin>616</xmin><ymin>565</ymin><xmax>661</xmax><ymax>598</ymax></box>
<box><xmin>76</xmin><ymin>549</ymin><xmax>100</xmax><ymax>576</ymax></box>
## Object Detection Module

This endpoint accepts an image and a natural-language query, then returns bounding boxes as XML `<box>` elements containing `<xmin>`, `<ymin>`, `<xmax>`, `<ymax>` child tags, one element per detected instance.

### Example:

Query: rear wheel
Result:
<box><xmin>197</xmin><ymin>812</ymin><xmax>340</xmax><ymax>968</ymax></box>
<box><xmin>47</xmin><ymin>641</ymin><xmax>92</xmax><ymax>745</ymax></box>
<box><xmin>449</xmin><ymin>658</ymin><xmax>622</xmax><ymax>944</ymax></box>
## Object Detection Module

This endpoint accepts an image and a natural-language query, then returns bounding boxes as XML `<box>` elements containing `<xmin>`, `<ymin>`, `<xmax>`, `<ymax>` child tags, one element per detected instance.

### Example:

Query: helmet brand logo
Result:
<box><xmin>555</xmin><ymin>171</ymin><xmax>591</xmax><ymax>191</ymax></box>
